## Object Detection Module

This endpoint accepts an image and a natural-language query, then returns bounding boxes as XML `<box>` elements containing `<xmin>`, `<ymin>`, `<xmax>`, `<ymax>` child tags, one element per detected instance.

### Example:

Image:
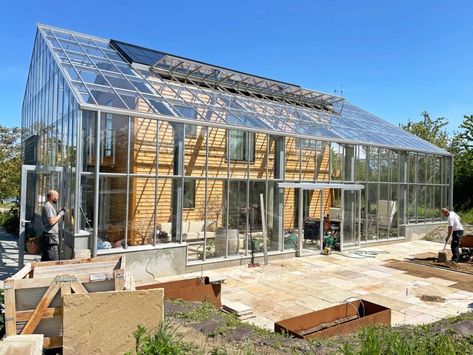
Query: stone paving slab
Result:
<box><xmin>180</xmin><ymin>241</ymin><xmax>473</xmax><ymax>327</ymax></box>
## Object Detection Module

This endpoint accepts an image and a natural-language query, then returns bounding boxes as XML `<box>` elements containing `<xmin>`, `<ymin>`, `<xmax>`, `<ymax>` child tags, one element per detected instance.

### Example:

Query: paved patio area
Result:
<box><xmin>161</xmin><ymin>240</ymin><xmax>473</xmax><ymax>330</ymax></box>
<box><xmin>0</xmin><ymin>227</ymin><xmax>36</xmax><ymax>288</ymax></box>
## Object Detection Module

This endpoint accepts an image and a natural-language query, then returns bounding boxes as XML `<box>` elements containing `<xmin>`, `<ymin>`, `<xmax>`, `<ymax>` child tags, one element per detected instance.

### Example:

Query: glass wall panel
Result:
<box><xmin>158</xmin><ymin>121</ymin><xmax>176</xmax><ymax>176</ymax></box>
<box><xmin>205</xmin><ymin>179</ymin><xmax>226</xmax><ymax>257</ymax></box>
<box><xmin>227</xmin><ymin>180</ymin><xmax>248</xmax><ymax>256</ymax></box>
<box><xmin>418</xmin><ymin>185</ymin><xmax>427</xmax><ymax>221</ymax></box>
<box><xmin>283</xmin><ymin>187</ymin><xmax>296</xmax><ymax>233</ymax></box>
<box><xmin>98</xmin><ymin>176</ymin><xmax>127</xmax><ymax>249</ymax></box>
<box><xmin>156</xmin><ymin>177</ymin><xmax>176</xmax><ymax>243</ymax></box>
<box><xmin>99</xmin><ymin>113</ymin><xmax>129</xmax><ymax>173</ymax></box>
<box><xmin>368</xmin><ymin>147</ymin><xmax>379</xmax><ymax>182</ymax></box>
<box><xmin>129</xmin><ymin>177</ymin><xmax>156</xmax><ymax>246</ymax></box>
<box><xmin>377</xmin><ymin>184</ymin><xmax>389</xmax><ymax>240</ymax></box>
<box><xmin>300</xmin><ymin>139</ymin><xmax>316</xmax><ymax>182</ymax></box>
<box><xmin>330</xmin><ymin>143</ymin><xmax>344</xmax><ymax>181</ymax></box>
<box><xmin>207</xmin><ymin>127</ymin><xmax>228</xmax><ymax>178</ymax></box>
<box><xmin>379</xmin><ymin>149</ymin><xmax>390</xmax><ymax>182</ymax></box>
<box><xmin>184</xmin><ymin>125</ymin><xmax>207</xmax><ymax>177</ymax></box>
<box><xmin>316</xmin><ymin>141</ymin><xmax>329</xmax><ymax>182</ymax></box>
<box><xmin>367</xmin><ymin>183</ymin><xmax>378</xmax><ymax>241</ymax></box>
<box><xmin>267</xmin><ymin>181</ymin><xmax>283</xmax><ymax>251</ymax></box>
<box><xmin>131</xmin><ymin>117</ymin><xmax>157</xmax><ymax>174</ymax></box>
<box><xmin>408</xmin><ymin>185</ymin><xmax>416</xmax><ymax>223</ymax></box>
<box><xmin>249</xmin><ymin>133</ymin><xmax>268</xmax><ymax>179</ymax></box>
<box><xmin>390</xmin><ymin>151</ymin><xmax>400</xmax><ymax>183</ymax></box>
<box><xmin>285</xmin><ymin>137</ymin><xmax>300</xmax><ymax>181</ymax></box>
<box><xmin>408</xmin><ymin>153</ymin><xmax>417</xmax><ymax>183</ymax></box>
<box><xmin>249</xmin><ymin>181</ymin><xmax>266</xmax><ymax>254</ymax></box>
<box><xmin>183</xmin><ymin>178</ymin><xmax>206</xmax><ymax>261</ymax></box>
<box><xmin>267</xmin><ymin>136</ymin><xmax>276</xmax><ymax>180</ymax></box>
<box><xmin>229</xmin><ymin>129</ymin><xmax>250</xmax><ymax>178</ymax></box>
<box><xmin>390</xmin><ymin>184</ymin><xmax>399</xmax><ymax>238</ymax></box>
<box><xmin>79</xmin><ymin>175</ymin><xmax>94</xmax><ymax>233</ymax></box>
<box><xmin>355</xmin><ymin>146</ymin><xmax>367</xmax><ymax>182</ymax></box>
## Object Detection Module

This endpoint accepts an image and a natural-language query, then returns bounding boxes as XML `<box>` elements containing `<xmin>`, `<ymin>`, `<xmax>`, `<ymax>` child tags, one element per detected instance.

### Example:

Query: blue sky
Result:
<box><xmin>0</xmin><ymin>0</ymin><xmax>472</xmax><ymax>132</ymax></box>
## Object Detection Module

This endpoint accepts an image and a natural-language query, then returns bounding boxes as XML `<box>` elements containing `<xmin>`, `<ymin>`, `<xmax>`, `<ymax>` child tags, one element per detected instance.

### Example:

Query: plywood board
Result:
<box><xmin>62</xmin><ymin>289</ymin><xmax>164</xmax><ymax>355</ymax></box>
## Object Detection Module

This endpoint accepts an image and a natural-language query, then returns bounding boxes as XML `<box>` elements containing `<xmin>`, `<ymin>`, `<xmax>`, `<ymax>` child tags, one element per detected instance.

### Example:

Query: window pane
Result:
<box><xmin>131</xmin><ymin>117</ymin><xmax>157</xmax><ymax>174</ymax></box>
<box><xmin>99</xmin><ymin>114</ymin><xmax>129</xmax><ymax>173</ymax></box>
<box><xmin>129</xmin><ymin>177</ymin><xmax>156</xmax><ymax>246</ymax></box>
<box><xmin>183</xmin><ymin>180</ymin><xmax>196</xmax><ymax>209</ymax></box>
<box><xmin>184</xmin><ymin>125</ymin><xmax>206</xmax><ymax>177</ymax></box>
<box><xmin>98</xmin><ymin>176</ymin><xmax>127</xmax><ymax>249</ymax></box>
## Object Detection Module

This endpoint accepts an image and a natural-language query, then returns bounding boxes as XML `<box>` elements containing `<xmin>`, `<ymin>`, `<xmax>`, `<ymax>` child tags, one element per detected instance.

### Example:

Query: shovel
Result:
<box><xmin>437</xmin><ymin>240</ymin><xmax>448</xmax><ymax>262</ymax></box>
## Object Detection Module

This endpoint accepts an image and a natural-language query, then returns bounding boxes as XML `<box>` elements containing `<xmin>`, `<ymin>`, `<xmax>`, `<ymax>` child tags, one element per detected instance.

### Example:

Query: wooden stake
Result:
<box><xmin>4</xmin><ymin>279</ymin><xmax>17</xmax><ymax>336</ymax></box>
<box><xmin>260</xmin><ymin>194</ymin><xmax>268</xmax><ymax>265</ymax></box>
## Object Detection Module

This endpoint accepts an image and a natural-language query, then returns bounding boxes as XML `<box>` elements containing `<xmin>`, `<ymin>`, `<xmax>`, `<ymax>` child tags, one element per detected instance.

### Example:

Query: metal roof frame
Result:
<box><xmin>33</xmin><ymin>24</ymin><xmax>452</xmax><ymax>157</ymax></box>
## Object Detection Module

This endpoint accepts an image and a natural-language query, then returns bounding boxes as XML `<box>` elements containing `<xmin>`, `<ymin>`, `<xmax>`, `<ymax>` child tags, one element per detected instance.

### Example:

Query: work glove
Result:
<box><xmin>58</xmin><ymin>208</ymin><xmax>66</xmax><ymax>217</ymax></box>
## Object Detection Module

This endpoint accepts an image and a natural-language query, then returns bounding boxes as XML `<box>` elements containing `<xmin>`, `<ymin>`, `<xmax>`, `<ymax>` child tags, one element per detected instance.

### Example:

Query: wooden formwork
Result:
<box><xmin>4</xmin><ymin>255</ymin><xmax>128</xmax><ymax>349</ymax></box>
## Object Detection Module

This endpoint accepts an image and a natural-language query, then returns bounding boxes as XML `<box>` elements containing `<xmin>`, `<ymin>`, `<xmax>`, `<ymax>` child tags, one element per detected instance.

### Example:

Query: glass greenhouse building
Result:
<box><xmin>20</xmin><ymin>24</ymin><xmax>452</xmax><ymax>276</ymax></box>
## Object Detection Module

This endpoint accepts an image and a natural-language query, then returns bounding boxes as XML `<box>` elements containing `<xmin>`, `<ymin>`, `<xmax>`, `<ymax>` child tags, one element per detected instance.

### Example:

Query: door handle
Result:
<box><xmin>21</xmin><ymin>220</ymin><xmax>31</xmax><ymax>227</ymax></box>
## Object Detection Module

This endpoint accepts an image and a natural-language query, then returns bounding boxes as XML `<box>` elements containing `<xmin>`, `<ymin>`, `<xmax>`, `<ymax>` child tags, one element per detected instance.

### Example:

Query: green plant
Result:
<box><xmin>172</xmin><ymin>302</ymin><xmax>215</xmax><ymax>322</ymax></box>
<box><xmin>459</xmin><ymin>209</ymin><xmax>473</xmax><ymax>224</ymax></box>
<box><xmin>1</xmin><ymin>204</ymin><xmax>19</xmax><ymax>235</ymax></box>
<box><xmin>128</xmin><ymin>321</ymin><xmax>194</xmax><ymax>355</ymax></box>
<box><xmin>0</xmin><ymin>288</ymin><xmax>4</xmax><ymax>338</ymax></box>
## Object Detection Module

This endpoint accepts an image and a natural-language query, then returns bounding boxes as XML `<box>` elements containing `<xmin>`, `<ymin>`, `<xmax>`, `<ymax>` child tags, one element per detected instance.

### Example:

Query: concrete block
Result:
<box><xmin>74</xmin><ymin>249</ymin><xmax>91</xmax><ymax>259</ymax></box>
<box><xmin>1</xmin><ymin>334</ymin><xmax>43</xmax><ymax>355</ymax></box>
<box><xmin>62</xmin><ymin>289</ymin><xmax>164</xmax><ymax>355</ymax></box>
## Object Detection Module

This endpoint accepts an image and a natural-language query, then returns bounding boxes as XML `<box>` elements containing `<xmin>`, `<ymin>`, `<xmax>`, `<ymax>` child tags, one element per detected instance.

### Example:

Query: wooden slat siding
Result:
<box><xmin>158</xmin><ymin>121</ymin><xmax>175</xmax><ymax>176</ymax></box>
<box><xmin>183</xmin><ymin>179</ymin><xmax>208</xmax><ymax>222</ymax></box>
<box><xmin>121</xmin><ymin>87</ymin><xmax>334</xmax><ymax>243</ymax></box>
<box><xmin>128</xmin><ymin>176</ymin><xmax>156</xmax><ymax>245</ymax></box>
<box><xmin>184</xmin><ymin>127</ymin><xmax>207</xmax><ymax>177</ymax></box>
<box><xmin>132</xmin><ymin>117</ymin><xmax>158</xmax><ymax>175</ymax></box>
<box><xmin>285</xmin><ymin>137</ymin><xmax>300</xmax><ymax>181</ymax></box>
<box><xmin>207</xmin><ymin>127</ymin><xmax>228</xmax><ymax>177</ymax></box>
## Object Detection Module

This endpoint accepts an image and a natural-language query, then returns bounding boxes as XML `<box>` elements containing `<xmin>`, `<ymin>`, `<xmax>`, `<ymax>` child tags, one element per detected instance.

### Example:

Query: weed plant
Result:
<box><xmin>128</xmin><ymin>320</ymin><xmax>195</xmax><ymax>355</ymax></box>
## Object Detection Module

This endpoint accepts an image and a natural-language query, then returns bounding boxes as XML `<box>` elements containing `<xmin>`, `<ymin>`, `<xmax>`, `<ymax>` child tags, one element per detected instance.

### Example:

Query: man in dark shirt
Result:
<box><xmin>41</xmin><ymin>190</ymin><xmax>65</xmax><ymax>261</ymax></box>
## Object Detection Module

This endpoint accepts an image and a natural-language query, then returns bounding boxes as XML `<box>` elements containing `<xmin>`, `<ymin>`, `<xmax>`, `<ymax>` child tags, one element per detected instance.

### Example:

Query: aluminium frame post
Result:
<box><xmin>74</xmin><ymin>110</ymin><xmax>82</xmax><ymax>236</ymax></box>
<box><xmin>449</xmin><ymin>156</ymin><xmax>454</xmax><ymax>209</ymax></box>
<box><xmin>358</xmin><ymin>189</ymin><xmax>361</xmax><ymax>247</ymax></box>
<box><xmin>92</xmin><ymin>110</ymin><xmax>101</xmax><ymax>257</ymax></box>
<box><xmin>124</xmin><ymin>115</ymin><xmax>131</xmax><ymax>249</ymax></box>
<box><xmin>297</xmin><ymin>188</ymin><xmax>303</xmax><ymax>257</ymax></box>
<box><xmin>320</xmin><ymin>189</ymin><xmax>324</xmax><ymax>252</ymax></box>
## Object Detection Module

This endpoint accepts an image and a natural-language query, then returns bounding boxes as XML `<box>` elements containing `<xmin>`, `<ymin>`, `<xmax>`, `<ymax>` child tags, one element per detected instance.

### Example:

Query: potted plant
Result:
<box><xmin>26</xmin><ymin>233</ymin><xmax>41</xmax><ymax>255</ymax></box>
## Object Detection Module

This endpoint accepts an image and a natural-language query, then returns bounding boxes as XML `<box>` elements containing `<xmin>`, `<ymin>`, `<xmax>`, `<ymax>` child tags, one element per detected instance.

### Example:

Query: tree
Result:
<box><xmin>0</xmin><ymin>126</ymin><xmax>21</xmax><ymax>199</ymax></box>
<box><xmin>452</xmin><ymin>115</ymin><xmax>473</xmax><ymax>210</ymax></box>
<box><xmin>400</xmin><ymin>111</ymin><xmax>451</xmax><ymax>150</ymax></box>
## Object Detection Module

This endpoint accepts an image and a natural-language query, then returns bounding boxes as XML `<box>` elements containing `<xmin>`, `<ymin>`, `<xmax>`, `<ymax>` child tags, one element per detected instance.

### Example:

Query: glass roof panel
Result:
<box><xmin>86</xmin><ymin>84</ymin><xmax>128</xmax><ymax>109</ymax></box>
<box><xmin>110</xmin><ymin>40</ymin><xmax>165</xmax><ymax>66</ymax></box>
<box><xmin>56</xmin><ymin>39</ymin><xmax>84</xmax><ymax>53</ymax></box>
<box><xmin>103</xmin><ymin>73</ymin><xmax>135</xmax><ymax>91</ymax></box>
<box><xmin>38</xmin><ymin>24</ymin><xmax>450</xmax><ymax>155</ymax></box>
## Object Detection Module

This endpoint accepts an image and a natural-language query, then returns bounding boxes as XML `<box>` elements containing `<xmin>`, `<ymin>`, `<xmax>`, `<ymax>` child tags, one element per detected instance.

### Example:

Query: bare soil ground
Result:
<box><xmin>164</xmin><ymin>300</ymin><xmax>473</xmax><ymax>354</ymax></box>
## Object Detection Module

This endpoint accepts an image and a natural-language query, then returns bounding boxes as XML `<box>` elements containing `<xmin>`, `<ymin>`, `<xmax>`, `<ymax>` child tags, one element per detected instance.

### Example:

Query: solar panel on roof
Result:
<box><xmin>110</xmin><ymin>40</ymin><xmax>166</xmax><ymax>66</ymax></box>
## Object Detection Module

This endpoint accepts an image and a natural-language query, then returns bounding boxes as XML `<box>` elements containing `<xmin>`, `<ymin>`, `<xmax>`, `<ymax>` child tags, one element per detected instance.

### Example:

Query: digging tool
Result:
<box><xmin>437</xmin><ymin>239</ymin><xmax>448</xmax><ymax>262</ymax></box>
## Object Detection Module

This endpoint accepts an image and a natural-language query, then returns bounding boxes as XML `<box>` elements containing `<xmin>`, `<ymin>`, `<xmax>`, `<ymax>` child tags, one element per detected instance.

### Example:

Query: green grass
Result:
<box><xmin>159</xmin><ymin>301</ymin><xmax>473</xmax><ymax>354</ymax></box>
<box><xmin>459</xmin><ymin>209</ymin><xmax>473</xmax><ymax>224</ymax></box>
<box><xmin>338</xmin><ymin>312</ymin><xmax>473</xmax><ymax>355</ymax></box>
